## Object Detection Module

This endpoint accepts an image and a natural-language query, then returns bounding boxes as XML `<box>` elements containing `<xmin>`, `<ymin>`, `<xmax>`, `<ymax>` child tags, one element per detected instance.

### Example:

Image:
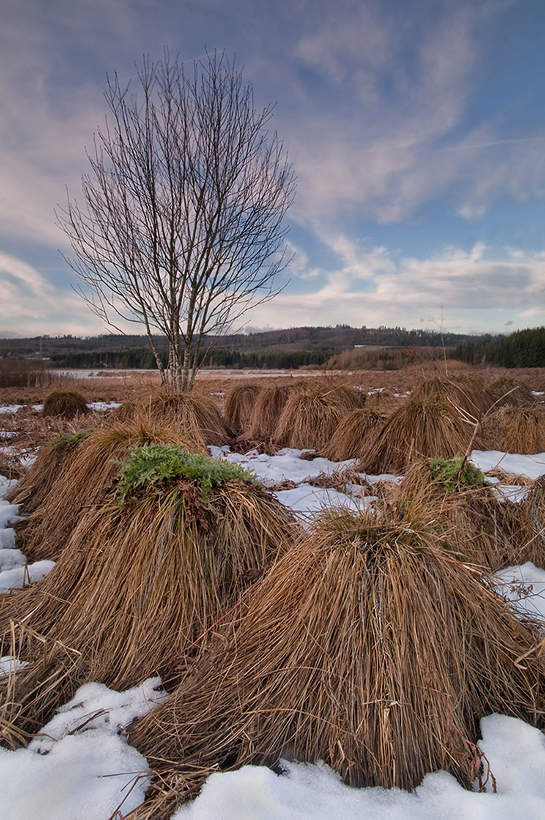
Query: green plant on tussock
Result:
<box><xmin>53</xmin><ymin>429</ymin><xmax>94</xmax><ymax>447</ymax></box>
<box><xmin>116</xmin><ymin>444</ymin><xmax>258</xmax><ymax>507</ymax></box>
<box><xmin>428</xmin><ymin>455</ymin><xmax>488</xmax><ymax>493</ymax></box>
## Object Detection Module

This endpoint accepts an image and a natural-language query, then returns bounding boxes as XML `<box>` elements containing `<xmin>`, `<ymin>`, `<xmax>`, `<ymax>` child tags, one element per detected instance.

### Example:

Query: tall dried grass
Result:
<box><xmin>273</xmin><ymin>388</ymin><xmax>350</xmax><ymax>450</ymax></box>
<box><xmin>357</xmin><ymin>397</ymin><xmax>473</xmax><ymax>475</ymax></box>
<box><xmin>224</xmin><ymin>384</ymin><xmax>261</xmax><ymax>435</ymax></box>
<box><xmin>477</xmin><ymin>406</ymin><xmax>545</xmax><ymax>454</ymax></box>
<box><xmin>321</xmin><ymin>409</ymin><xmax>387</xmax><ymax>461</ymax></box>
<box><xmin>148</xmin><ymin>392</ymin><xmax>230</xmax><ymax>446</ymax></box>
<box><xmin>411</xmin><ymin>374</ymin><xmax>487</xmax><ymax>418</ymax></box>
<box><xmin>485</xmin><ymin>376</ymin><xmax>535</xmax><ymax>411</ymax></box>
<box><xmin>14</xmin><ymin>419</ymin><xmax>202</xmax><ymax>563</ymax></box>
<box><xmin>245</xmin><ymin>384</ymin><xmax>294</xmax><ymax>441</ymax></box>
<box><xmin>0</xmin><ymin>462</ymin><xmax>296</xmax><ymax>742</ymax></box>
<box><xmin>42</xmin><ymin>390</ymin><xmax>89</xmax><ymax>419</ymax></box>
<box><xmin>129</xmin><ymin>504</ymin><xmax>544</xmax><ymax>814</ymax></box>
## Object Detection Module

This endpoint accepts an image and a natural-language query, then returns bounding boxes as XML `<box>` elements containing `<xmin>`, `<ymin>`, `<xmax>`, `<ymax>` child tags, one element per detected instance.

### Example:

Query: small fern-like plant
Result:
<box><xmin>116</xmin><ymin>444</ymin><xmax>258</xmax><ymax>507</ymax></box>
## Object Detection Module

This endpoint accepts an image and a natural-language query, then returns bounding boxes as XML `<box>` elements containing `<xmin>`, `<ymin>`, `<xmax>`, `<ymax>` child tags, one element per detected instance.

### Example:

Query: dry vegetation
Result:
<box><xmin>129</xmin><ymin>505</ymin><xmax>545</xmax><ymax>815</ymax></box>
<box><xmin>2</xmin><ymin>363</ymin><xmax>545</xmax><ymax>814</ymax></box>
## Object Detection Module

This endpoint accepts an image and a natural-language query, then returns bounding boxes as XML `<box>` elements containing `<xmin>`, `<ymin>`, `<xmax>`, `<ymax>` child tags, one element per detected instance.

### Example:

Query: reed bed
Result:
<box><xmin>0</xmin><ymin>445</ymin><xmax>296</xmax><ymax>742</ymax></box>
<box><xmin>477</xmin><ymin>406</ymin><xmax>545</xmax><ymax>454</ymax></box>
<box><xmin>321</xmin><ymin>409</ymin><xmax>387</xmax><ymax>461</ymax></box>
<box><xmin>129</xmin><ymin>504</ymin><xmax>544</xmax><ymax>815</ymax></box>
<box><xmin>357</xmin><ymin>397</ymin><xmax>473</xmax><ymax>475</ymax></box>
<box><xmin>12</xmin><ymin>419</ymin><xmax>201</xmax><ymax>563</ymax></box>
<box><xmin>224</xmin><ymin>384</ymin><xmax>261</xmax><ymax>435</ymax></box>
<box><xmin>42</xmin><ymin>390</ymin><xmax>89</xmax><ymax>419</ymax></box>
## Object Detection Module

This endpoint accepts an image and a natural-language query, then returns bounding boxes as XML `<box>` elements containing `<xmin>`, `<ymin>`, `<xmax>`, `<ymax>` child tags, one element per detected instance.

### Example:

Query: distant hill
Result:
<box><xmin>0</xmin><ymin>325</ymin><xmax>484</xmax><ymax>370</ymax></box>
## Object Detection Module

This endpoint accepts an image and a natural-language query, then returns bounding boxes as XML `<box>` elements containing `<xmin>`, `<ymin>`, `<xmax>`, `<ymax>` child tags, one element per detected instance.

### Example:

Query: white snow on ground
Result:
<box><xmin>173</xmin><ymin>715</ymin><xmax>545</xmax><ymax>820</ymax></box>
<box><xmin>2</xmin><ymin>433</ymin><xmax>545</xmax><ymax>818</ymax></box>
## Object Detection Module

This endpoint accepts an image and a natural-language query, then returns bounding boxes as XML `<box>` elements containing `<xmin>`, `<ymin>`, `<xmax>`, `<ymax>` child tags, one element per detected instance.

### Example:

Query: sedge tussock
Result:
<box><xmin>42</xmin><ymin>390</ymin><xmax>89</xmax><ymax>419</ymax></box>
<box><xmin>396</xmin><ymin>458</ymin><xmax>523</xmax><ymax>570</ymax></box>
<box><xmin>273</xmin><ymin>391</ymin><xmax>348</xmax><ymax>450</ymax></box>
<box><xmin>224</xmin><ymin>384</ymin><xmax>261</xmax><ymax>435</ymax></box>
<box><xmin>245</xmin><ymin>385</ymin><xmax>294</xmax><ymax>441</ymax></box>
<box><xmin>0</xmin><ymin>450</ymin><xmax>296</xmax><ymax>741</ymax></box>
<box><xmin>14</xmin><ymin>419</ymin><xmax>203</xmax><ymax>563</ymax></box>
<box><xmin>411</xmin><ymin>374</ymin><xmax>487</xmax><ymax>418</ymax></box>
<box><xmin>485</xmin><ymin>376</ymin><xmax>535</xmax><ymax>411</ymax></box>
<box><xmin>129</xmin><ymin>504</ymin><xmax>544</xmax><ymax>813</ymax></box>
<box><xmin>357</xmin><ymin>397</ymin><xmax>473</xmax><ymax>475</ymax></box>
<box><xmin>148</xmin><ymin>392</ymin><xmax>230</xmax><ymax>447</ymax></box>
<box><xmin>321</xmin><ymin>409</ymin><xmax>387</xmax><ymax>461</ymax></box>
<box><xmin>477</xmin><ymin>406</ymin><xmax>545</xmax><ymax>454</ymax></box>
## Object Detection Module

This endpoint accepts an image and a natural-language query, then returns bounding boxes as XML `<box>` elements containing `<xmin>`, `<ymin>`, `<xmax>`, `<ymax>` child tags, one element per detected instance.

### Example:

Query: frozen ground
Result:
<box><xmin>1</xmin><ymin>432</ymin><xmax>545</xmax><ymax>819</ymax></box>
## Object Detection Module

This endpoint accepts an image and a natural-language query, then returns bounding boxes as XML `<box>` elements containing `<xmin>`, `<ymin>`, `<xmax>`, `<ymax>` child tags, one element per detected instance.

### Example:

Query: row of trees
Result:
<box><xmin>58</xmin><ymin>50</ymin><xmax>295</xmax><ymax>391</ymax></box>
<box><xmin>453</xmin><ymin>327</ymin><xmax>545</xmax><ymax>368</ymax></box>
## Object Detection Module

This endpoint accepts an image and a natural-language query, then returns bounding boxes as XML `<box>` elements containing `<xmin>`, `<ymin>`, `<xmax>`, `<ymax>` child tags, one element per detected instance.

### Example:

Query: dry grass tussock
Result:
<box><xmin>396</xmin><ymin>458</ymin><xmax>527</xmax><ymax>570</ymax></box>
<box><xmin>0</xmin><ymin>446</ymin><xmax>296</xmax><ymax>742</ymax></box>
<box><xmin>10</xmin><ymin>419</ymin><xmax>202</xmax><ymax>563</ymax></box>
<box><xmin>321</xmin><ymin>408</ymin><xmax>387</xmax><ymax>461</ymax></box>
<box><xmin>514</xmin><ymin>476</ymin><xmax>545</xmax><ymax>567</ymax></box>
<box><xmin>357</xmin><ymin>397</ymin><xmax>473</xmax><ymax>475</ymax></box>
<box><xmin>129</xmin><ymin>504</ymin><xmax>545</xmax><ymax>816</ymax></box>
<box><xmin>486</xmin><ymin>375</ymin><xmax>535</xmax><ymax>410</ymax></box>
<box><xmin>244</xmin><ymin>384</ymin><xmax>294</xmax><ymax>441</ymax></box>
<box><xmin>477</xmin><ymin>406</ymin><xmax>545</xmax><ymax>454</ymax></box>
<box><xmin>273</xmin><ymin>387</ymin><xmax>354</xmax><ymax>450</ymax></box>
<box><xmin>224</xmin><ymin>384</ymin><xmax>261</xmax><ymax>435</ymax></box>
<box><xmin>411</xmin><ymin>374</ymin><xmax>488</xmax><ymax>418</ymax></box>
<box><xmin>42</xmin><ymin>390</ymin><xmax>89</xmax><ymax>419</ymax></box>
<box><xmin>147</xmin><ymin>392</ymin><xmax>231</xmax><ymax>447</ymax></box>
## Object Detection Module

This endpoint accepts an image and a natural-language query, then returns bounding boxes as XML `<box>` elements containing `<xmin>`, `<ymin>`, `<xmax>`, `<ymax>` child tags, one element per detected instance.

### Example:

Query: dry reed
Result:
<box><xmin>129</xmin><ymin>504</ymin><xmax>545</xmax><ymax>814</ymax></box>
<box><xmin>0</xmin><ymin>456</ymin><xmax>296</xmax><ymax>742</ymax></box>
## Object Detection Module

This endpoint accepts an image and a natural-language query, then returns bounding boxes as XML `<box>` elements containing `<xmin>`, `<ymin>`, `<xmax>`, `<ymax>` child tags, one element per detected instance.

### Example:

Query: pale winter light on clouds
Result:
<box><xmin>0</xmin><ymin>0</ymin><xmax>544</xmax><ymax>337</ymax></box>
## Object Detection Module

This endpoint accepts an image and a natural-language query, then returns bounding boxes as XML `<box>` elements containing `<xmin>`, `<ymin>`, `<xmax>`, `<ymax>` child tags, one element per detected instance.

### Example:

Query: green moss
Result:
<box><xmin>116</xmin><ymin>443</ymin><xmax>258</xmax><ymax>507</ymax></box>
<box><xmin>428</xmin><ymin>455</ymin><xmax>488</xmax><ymax>493</ymax></box>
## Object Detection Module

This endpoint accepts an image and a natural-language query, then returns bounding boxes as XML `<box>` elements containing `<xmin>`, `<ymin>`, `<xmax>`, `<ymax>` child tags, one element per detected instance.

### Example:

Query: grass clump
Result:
<box><xmin>42</xmin><ymin>390</ymin><xmax>89</xmax><ymax>419</ymax></box>
<box><xmin>116</xmin><ymin>444</ymin><xmax>257</xmax><ymax>506</ymax></box>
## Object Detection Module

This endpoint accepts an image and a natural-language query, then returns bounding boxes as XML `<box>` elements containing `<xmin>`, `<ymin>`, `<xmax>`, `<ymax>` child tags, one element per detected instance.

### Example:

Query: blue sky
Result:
<box><xmin>1</xmin><ymin>0</ymin><xmax>544</xmax><ymax>338</ymax></box>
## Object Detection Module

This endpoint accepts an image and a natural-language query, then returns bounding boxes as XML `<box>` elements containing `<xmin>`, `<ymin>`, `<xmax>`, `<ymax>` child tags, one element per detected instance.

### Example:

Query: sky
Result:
<box><xmin>0</xmin><ymin>0</ymin><xmax>544</xmax><ymax>339</ymax></box>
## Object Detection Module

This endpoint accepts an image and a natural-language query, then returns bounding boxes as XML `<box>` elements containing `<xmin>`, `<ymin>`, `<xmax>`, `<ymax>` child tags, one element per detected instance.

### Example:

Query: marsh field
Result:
<box><xmin>2</xmin><ymin>362</ymin><xmax>545</xmax><ymax>819</ymax></box>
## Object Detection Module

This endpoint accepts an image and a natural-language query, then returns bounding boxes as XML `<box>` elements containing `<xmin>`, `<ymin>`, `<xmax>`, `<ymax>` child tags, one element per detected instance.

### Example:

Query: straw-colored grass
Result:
<box><xmin>485</xmin><ymin>376</ymin><xmax>535</xmax><ymax>411</ymax></box>
<box><xmin>224</xmin><ymin>384</ymin><xmax>261</xmax><ymax>435</ymax></box>
<box><xmin>244</xmin><ymin>384</ymin><xmax>294</xmax><ymax>441</ymax></box>
<box><xmin>357</xmin><ymin>397</ymin><xmax>473</xmax><ymax>475</ymax></box>
<box><xmin>0</xmin><ymin>449</ymin><xmax>296</xmax><ymax>742</ymax></box>
<box><xmin>129</xmin><ymin>504</ymin><xmax>544</xmax><ymax>814</ymax></box>
<box><xmin>7</xmin><ymin>430</ymin><xmax>91</xmax><ymax>514</ymax></box>
<box><xmin>42</xmin><ymin>390</ymin><xmax>89</xmax><ymax>419</ymax></box>
<box><xmin>411</xmin><ymin>374</ymin><xmax>487</xmax><ymax>418</ymax></box>
<box><xmin>14</xmin><ymin>419</ymin><xmax>202</xmax><ymax>563</ymax></box>
<box><xmin>148</xmin><ymin>392</ymin><xmax>230</xmax><ymax>447</ymax></box>
<box><xmin>477</xmin><ymin>406</ymin><xmax>545</xmax><ymax>454</ymax></box>
<box><xmin>321</xmin><ymin>409</ymin><xmax>387</xmax><ymax>461</ymax></box>
<box><xmin>396</xmin><ymin>457</ymin><xmax>524</xmax><ymax>570</ymax></box>
<box><xmin>273</xmin><ymin>389</ymin><xmax>349</xmax><ymax>450</ymax></box>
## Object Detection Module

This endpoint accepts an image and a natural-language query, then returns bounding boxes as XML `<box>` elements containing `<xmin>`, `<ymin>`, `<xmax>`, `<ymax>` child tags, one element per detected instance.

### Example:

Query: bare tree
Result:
<box><xmin>57</xmin><ymin>51</ymin><xmax>296</xmax><ymax>391</ymax></box>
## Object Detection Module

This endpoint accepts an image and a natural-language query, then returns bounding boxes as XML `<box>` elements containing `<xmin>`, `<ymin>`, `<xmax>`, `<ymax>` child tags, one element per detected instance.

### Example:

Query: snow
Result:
<box><xmin>2</xmin><ymin>421</ymin><xmax>545</xmax><ymax>819</ymax></box>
